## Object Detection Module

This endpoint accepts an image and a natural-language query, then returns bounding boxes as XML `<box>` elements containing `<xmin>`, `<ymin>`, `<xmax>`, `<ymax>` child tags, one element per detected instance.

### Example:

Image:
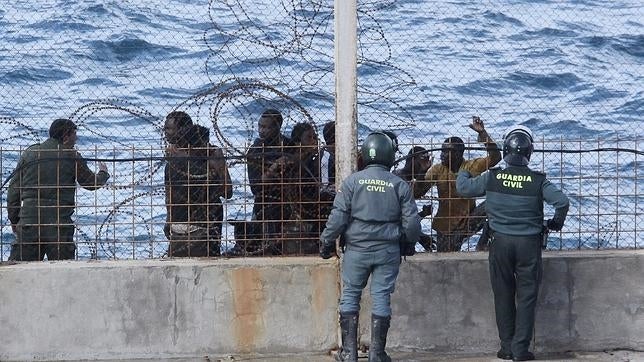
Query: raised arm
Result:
<box><xmin>469</xmin><ymin>116</ymin><xmax>502</xmax><ymax>169</ymax></box>
<box><xmin>208</xmin><ymin>145</ymin><xmax>233</xmax><ymax>199</ymax></box>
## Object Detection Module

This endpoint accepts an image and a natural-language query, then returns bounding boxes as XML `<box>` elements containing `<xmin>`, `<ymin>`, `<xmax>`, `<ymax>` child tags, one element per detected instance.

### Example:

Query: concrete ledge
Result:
<box><xmin>1</xmin><ymin>250</ymin><xmax>642</xmax><ymax>360</ymax></box>
<box><xmin>0</xmin><ymin>258</ymin><xmax>340</xmax><ymax>361</ymax></box>
<box><xmin>387</xmin><ymin>250</ymin><xmax>644</xmax><ymax>354</ymax></box>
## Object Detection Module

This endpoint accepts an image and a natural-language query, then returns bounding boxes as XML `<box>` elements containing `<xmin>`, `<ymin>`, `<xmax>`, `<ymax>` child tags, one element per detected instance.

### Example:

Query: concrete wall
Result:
<box><xmin>0</xmin><ymin>258</ymin><xmax>340</xmax><ymax>361</ymax></box>
<box><xmin>0</xmin><ymin>251</ymin><xmax>642</xmax><ymax>360</ymax></box>
<box><xmin>387</xmin><ymin>250</ymin><xmax>644</xmax><ymax>354</ymax></box>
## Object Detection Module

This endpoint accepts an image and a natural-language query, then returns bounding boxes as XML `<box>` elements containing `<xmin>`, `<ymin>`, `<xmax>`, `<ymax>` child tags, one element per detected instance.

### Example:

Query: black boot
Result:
<box><xmin>336</xmin><ymin>312</ymin><xmax>358</xmax><ymax>362</ymax></box>
<box><xmin>369</xmin><ymin>314</ymin><xmax>391</xmax><ymax>362</ymax></box>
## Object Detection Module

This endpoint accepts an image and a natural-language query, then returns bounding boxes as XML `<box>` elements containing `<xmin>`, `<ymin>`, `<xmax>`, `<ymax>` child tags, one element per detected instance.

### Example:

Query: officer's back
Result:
<box><xmin>321</xmin><ymin>132</ymin><xmax>420</xmax><ymax>253</ymax></box>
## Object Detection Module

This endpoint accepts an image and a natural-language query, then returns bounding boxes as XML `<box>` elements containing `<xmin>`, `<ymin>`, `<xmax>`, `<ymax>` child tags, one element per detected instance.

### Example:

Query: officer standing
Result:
<box><xmin>456</xmin><ymin>126</ymin><xmax>569</xmax><ymax>361</ymax></box>
<box><xmin>7</xmin><ymin>119</ymin><xmax>110</xmax><ymax>261</ymax></box>
<box><xmin>320</xmin><ymin>132</ymin><xmax>421</xmax><ymax>362</ymax></box>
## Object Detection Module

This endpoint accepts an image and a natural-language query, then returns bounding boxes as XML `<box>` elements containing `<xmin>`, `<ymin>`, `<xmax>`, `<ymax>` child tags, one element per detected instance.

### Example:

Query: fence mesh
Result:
<box><xmin>0</xmin><ymin>1</ymin><xmax>641</xmax><ymax>260</ymax></box>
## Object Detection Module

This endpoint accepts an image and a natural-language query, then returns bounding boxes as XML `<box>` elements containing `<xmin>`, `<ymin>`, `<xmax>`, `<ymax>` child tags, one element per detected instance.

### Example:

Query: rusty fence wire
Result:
<box><xmin>0</xmin><ymin>0</ymin><xmax>642</xmax><ymax>260</ymax></box>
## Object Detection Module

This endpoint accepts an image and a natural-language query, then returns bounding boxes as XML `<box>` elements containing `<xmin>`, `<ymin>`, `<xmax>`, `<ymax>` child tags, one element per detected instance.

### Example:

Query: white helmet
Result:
<box><xmin>502</xmin><ymin>125</ymin><xmax>534</xmax><ymax>142</ymax></box>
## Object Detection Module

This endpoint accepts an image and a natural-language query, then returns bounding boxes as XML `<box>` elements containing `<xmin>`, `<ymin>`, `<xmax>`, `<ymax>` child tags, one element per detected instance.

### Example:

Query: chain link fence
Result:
<box><xmin>0</xmin><ymin>1</ymin><xmax>641</xmax><ymax>260</ymax></box>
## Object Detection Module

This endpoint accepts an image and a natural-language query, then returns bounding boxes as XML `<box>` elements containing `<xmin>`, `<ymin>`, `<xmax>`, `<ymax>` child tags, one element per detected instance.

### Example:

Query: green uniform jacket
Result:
<box><xmin>7</xmin><ymin>138</ymin><xmax>110</xmax><ymax>225</ymax></box>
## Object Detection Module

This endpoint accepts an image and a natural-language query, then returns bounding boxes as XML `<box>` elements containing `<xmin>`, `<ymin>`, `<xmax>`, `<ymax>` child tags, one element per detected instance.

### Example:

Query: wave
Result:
<box><xmin>27</xmin><ymin>19</ymin><xmax>97</xmax><ymax>32</ymax></box>
<box><xmin>612</xmin><ymin>34</ymin><xmax>644</xmax><ymax>58</ymax></box>
<box><xmin>0</xmin><ymin>67</ymin><xmax>72</xmax><ymax>84</ymax></box>
<box><xmin>508</xmin><ymin>27</ymin><xmax>578</xmax><ymax>41</ymax></box>
<box><xmin>537</xmin><ymin>119</ymin><xmax>603</xmax><ymax>137</ymax></box>
<box><xmin>71</xmin><ymin>77</ymin><xmax>122</xmax><ymax>87</ymax></box>
<box><xmin>482</xmin><ymin>11</ymin><xmax>523</xmax><ymax>27</ymax></box>
<box><xmin>137</xmin><ymin>87</ymin><xmax>198</xmax><ymax>100</ymax></box>
<box><xmin>580</xmin><ymin>34</ymin><xmax>643</xmax><ymax>58</ymax></box>
<box><xmin>614</xmin><ymin>97</ymin><xmax>643</xmax><ymax>116</ymax></box>
<box><xmin>86</xmin><ymin>37</ymin><xmax>184</xmax><ymax>62</ymax></box>
<box><xmin>573</xmin><ymin>87</ymin><xmax>629</xmax><ymax>104</ymax></box>
<box><xmin>456</xmin><ymin>71</ymin><xmax>584</xmax><ymax>96</ymax></box>
<box><xmin>85</xmin><ymin>4</ymin><xmax>110</xmax><ymax>15</ymax></box>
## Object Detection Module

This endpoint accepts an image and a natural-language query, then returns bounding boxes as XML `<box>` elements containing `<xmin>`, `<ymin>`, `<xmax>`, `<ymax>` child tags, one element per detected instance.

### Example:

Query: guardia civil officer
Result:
<box><xmin>320</xmin><ymin>132</ymin><xmax>421</xmax><ymax>362</ymax></box>
<box><xmin>456</xmin><ymin>126</ymin><xmax>569</xmax><ymax>361</ymax></box>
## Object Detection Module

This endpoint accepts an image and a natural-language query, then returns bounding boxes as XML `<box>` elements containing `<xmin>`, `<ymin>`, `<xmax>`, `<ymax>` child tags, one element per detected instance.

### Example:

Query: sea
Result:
<box><xmin>0</xmin><ymin>0</ymin><xmax>642</xmax><ymax>259</ymax></box>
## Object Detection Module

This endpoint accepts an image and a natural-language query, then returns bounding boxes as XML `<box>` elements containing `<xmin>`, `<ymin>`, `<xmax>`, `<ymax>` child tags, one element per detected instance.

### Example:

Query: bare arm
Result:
<box><xmin>470</xmin><ymin>116</ymin><xmax>502</xmax><ymax>168</ymax></box>
<box><xmin>208</xmin><ymin>146</ymin><xmax>233</xmax><ymax>199</ymax></box>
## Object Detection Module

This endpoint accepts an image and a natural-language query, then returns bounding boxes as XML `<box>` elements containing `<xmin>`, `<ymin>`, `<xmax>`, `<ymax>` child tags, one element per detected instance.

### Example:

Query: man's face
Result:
<box><xmin>440</xmin><ymin>143</ymin><xmax>464</xmax><ymax>168</ymax></box>
<box><xmin>299</xmin><ymin>128</ymin><xmax>318</xmax><ymax>155</ymax></box>
<box><xmin>62</xmin><ymin>129</ymin><xmax>78</xmax><ymax>149</ymax></box>
<box><xmin>415</xmin><ymin>153</ymin><xmax>432</xmax><ymax>174</ymax></box>
<box><xmin>258</xmin><ymin>116</ymin><xmax>279</xmax><ymax>141</ymax></box>
<box><xmin>300</xmin><ymin>128</ymin><xmax>318</xmax><ymax>147</ymax></box>
<box><xmin>164</xmin><ymin>117</ymin><xmax>180</xmax><ymax>144</ymax></box>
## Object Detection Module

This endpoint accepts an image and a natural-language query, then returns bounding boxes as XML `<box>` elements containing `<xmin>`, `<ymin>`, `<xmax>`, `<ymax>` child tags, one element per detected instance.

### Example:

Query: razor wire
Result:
<box><xmin>0</xmin><ymin>1</ymin><xmax>641</xmax><ymax>259</ymax></box>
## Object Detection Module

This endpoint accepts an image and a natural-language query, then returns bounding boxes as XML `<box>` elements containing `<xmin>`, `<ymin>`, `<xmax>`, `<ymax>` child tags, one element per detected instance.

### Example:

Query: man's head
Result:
<box><xmin>258</xmin><ymin>109</ymin><xmax>283</xmax><ymax>141</ymax></box>
<box><xmin>440</xmin><ymin>136</ymin><xmax>465</xmax><ymax>170</ymax></box>
<box><xmin>49</xmin><ymin>118</ymin><xmax>78</xmax><ymax>148</ymax></box>
<box><xmin>164</xmin><ymin>111</ymin><xmax>193</xmax><ymax>145</ymax></box>
<box><xmin>291</xmin><ymin>122</ymin><xmax>317</xmax><ymax>146</ymax></box>
<box><xmin>503</xmin><ymin>126</ymin><xmax>534</xmax><ymax>166</ymax></box>
<box><xmin>405</xmin><ymin>146</ymin><xmax>432</xmax><ymax>177</ymax></box>
<box><xmin>360</xmin><ymin>132</ymin><xmax>395</xmax><ymax>168</ymax></box>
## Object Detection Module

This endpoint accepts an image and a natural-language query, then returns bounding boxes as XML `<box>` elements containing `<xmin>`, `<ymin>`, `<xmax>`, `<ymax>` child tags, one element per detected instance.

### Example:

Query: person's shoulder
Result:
<box><xmin>425</xmin><ymin>163</ymin><xmax>446</xmax><ymax>177</ymax></box>
<box><xmin>462</xmin><ymin>158</ymin><xmax>489</xmax><ymax>171</ymax></box>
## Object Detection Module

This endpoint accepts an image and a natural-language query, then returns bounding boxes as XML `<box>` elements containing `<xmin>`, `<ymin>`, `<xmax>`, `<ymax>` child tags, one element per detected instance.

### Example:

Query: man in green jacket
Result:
<box><xmin>7</xmin><ymin>119</ymin><xmax>110</xmax><ymax>261</ymax></box>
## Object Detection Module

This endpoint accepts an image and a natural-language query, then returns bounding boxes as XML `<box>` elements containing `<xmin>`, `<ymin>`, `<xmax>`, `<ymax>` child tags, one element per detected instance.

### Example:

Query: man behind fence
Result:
<box><xmin>456</xmin><ymin>125</ymin><xmax>569</xmax><ymax>361</ymax></box>
<box><xmin>240</xmin><ymin>108</ymin><xmax>295</xmax><ymax>255</ymax></box>
<box><xmin>417</xmin><ymin>116</ymin><xmax>501</xmax><ymax>251</ymax></box>
<box><xmin>320</xmin><ymin>132</ymin><xmax>420</xmax><ymax>362</ymax></box>
<box><xmin>7</xmin><ymin>118</ymin><xmax>110</xmax><ymax>261</ymax></box>
<box><xmin>163</xmin><ymin>111</ymin><xmax>232</xmax><ymax>257</ymax></box>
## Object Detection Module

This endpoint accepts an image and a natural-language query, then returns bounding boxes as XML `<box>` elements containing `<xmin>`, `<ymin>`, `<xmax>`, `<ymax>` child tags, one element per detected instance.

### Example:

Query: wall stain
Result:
<box><xmin>231</xmin><ymin>268</ymin><xmax>265</xmax><ymax>353</ymax></box>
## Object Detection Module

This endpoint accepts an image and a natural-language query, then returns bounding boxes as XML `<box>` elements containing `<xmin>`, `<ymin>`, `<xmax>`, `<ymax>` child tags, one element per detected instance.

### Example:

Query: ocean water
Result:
<box><xmin>0</xmin><ymin>0</ymin><xmax>642</xmax><ymax>259</ymax></box>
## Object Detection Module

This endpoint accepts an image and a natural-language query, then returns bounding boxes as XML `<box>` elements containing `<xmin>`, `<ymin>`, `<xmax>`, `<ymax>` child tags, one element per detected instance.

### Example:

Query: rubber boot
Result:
<box><xmin>336</xmin><ymin>312</ymin><xmax>358</xmax><ymax>362</ymax></box>
<box><xmin>368</xmin><ymin>314</ymin><xmax>391</xmax><ymax>362</ymax></box>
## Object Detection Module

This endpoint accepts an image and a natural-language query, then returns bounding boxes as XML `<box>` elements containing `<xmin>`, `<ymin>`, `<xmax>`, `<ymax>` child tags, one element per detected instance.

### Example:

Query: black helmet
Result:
<box><xmin>503</xmin><ymin>126</ymin><xmax>534</xmax><ymax>166</ymax></box>
<box><xmin>361</xmin><ymin>132</ymin><xmax>395</xmax><ymax>168</ymax></box>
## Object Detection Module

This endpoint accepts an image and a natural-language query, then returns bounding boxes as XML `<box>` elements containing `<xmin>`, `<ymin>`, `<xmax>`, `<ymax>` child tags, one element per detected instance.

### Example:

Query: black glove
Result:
<box><xmin>418</xmin><ymin>204</ymin><xmax>433</xmax><ymax>218</ymax></box>
<box><xmin>319</xmin><ymin>241</ymin><xmax>336</xmax><ymax>259</ymax></box>
<box><xmin>547</xmin><ymin>218</ymin><xmax>563</xmax><ymax>231</ymax></box>
<box><xmin>400</xmin><ymin>242</ymin><xmax>416</xmax><ymax>257</ymax></box>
